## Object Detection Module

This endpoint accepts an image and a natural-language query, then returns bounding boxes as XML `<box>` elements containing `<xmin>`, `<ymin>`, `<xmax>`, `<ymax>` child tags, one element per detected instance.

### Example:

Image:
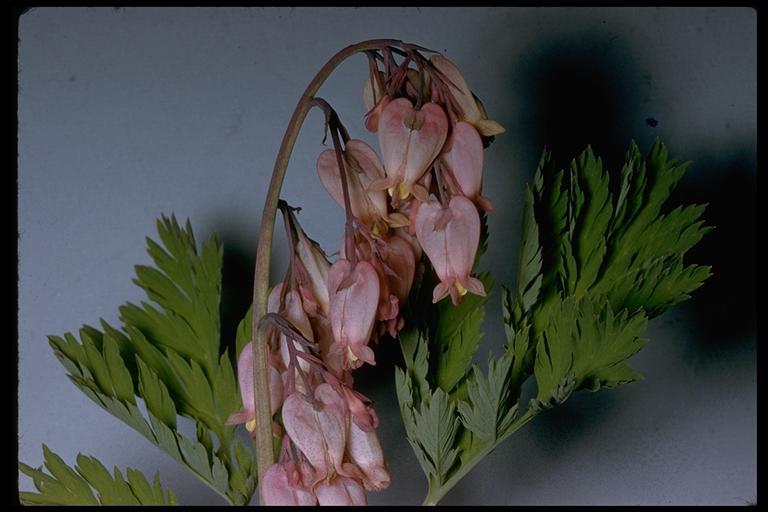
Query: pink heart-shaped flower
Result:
<box><xmin>440</xmin><ymin>121</ymin><xmax>493</xmax><ymax>211</ymax></box>
<box><xmin>328</xmin><ymin>259</ymin><xmax>380</xmax><ymax>369</ymax></box>
<box><xmin>414</xmin><ymin>196</ymin><xmax>486</xmax><ymax>305</ymax></box>
<box><xmin>375</xmin><ymin>98</ymin><xmax>448</xmax><ymax>201</ymax></box>
<box><xmin>282</xmin><ymin>384</ymin><xmax>348</xmax><ymax>480</ymax></box>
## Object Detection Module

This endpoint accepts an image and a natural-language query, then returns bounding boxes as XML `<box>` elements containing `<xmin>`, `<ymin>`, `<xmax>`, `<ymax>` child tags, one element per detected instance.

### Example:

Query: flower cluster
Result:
<box><xmin>227</xmin><ymin>203</ymin><xmax>389</xmax><ymax>505</ymax></box>
<box><xmin>229</xmin><ymin>48</ymin><xmax>503</xmax><ymax>506</ymax></box>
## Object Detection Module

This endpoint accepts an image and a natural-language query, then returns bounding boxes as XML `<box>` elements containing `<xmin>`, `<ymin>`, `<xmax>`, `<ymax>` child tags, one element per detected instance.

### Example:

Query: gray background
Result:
<box><xmin>18</xmin><ymin>7</ymin><xmax>756</xmax><ymax>506</ymax></box>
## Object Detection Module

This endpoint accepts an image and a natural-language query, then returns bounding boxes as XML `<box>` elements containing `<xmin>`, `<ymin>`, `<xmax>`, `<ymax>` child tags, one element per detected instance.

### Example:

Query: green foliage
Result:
<box><xmin>531</xmin><ymin>297</ymin><xmax>647</xmax><ymax>411</ymax></box>
<box><xmin>398</xmin><ymin>139</ymin><xmax>712</xmax><ymax>505</ymax></box>
<box><xmin>395</xmin><ymin>371</ymin><xmax>461</xmax><ymax>490</ymax></box>
<box><xmin>505</xmin><ymin>138</ymin><xmax>712</xmax><ymax>399</ymax></box>
<box><xmin>36</xmin><ymin>215</ymin><xmax>256</xmax><ymax>505</ymax></box>
<box><xmin>433</xmin><ymin>272</ymin><xmax>494</xmax><ymax>393</ymax></box>
<box><xmin>457</xmin><ymin>351</ymin><xmax>518</xmax><ymax>444</ymax></box>
<box><xmin>19</xmin><ymin>445</ymin><xmax>176</xmax><ymax>505</ymax></box>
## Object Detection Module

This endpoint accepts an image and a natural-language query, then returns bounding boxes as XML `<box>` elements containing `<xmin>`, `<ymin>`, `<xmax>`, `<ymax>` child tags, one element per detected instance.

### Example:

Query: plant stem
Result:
<box><xmin>422</xmin><ymin>408</ymin><xmax>537</xmax><ymax>506</ymax></box>
<box><xmin>250</xmin><ymin>39</ymin><xmax>405</xmax><ymax>483</ymax></box>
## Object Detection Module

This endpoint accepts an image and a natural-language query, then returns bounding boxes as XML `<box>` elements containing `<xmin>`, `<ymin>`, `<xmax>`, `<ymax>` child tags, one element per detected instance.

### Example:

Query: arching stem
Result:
<box><xmin>249</xmin><ymin>39</ymin><xmax>405</xmax><ymax>482</ymax></box>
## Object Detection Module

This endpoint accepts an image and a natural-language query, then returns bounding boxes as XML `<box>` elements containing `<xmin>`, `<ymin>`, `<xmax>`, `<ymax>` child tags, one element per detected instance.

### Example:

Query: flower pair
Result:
<box><xmin>259</xmin><ymin>382</ymin><xmax>389</xmax><ymax>505</ymax></box>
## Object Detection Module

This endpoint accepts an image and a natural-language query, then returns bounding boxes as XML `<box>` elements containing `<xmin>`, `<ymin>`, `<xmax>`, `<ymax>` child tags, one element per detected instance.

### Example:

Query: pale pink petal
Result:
<box><xmin>415</xmin><ymin>196</ymin><xmax>484</xmax><ymax>305</ymax></box>
<box><xmin>328</xmin><ymin>259</ymin><xmax>380</xmax><ymax>369</ymax></box>
<box><xmin>378</xmin><ymin>98</ymin><xmax>448</xmax><ymax>200</ymax></box>
<box><xmin>381</xmin><ymin>234</ymin><xmax>417</xmax><ymax>304</ymax></box>
<box><xmin>226</xmin><ymin>343</ymin><xmax>283</xmax><ymax>430</ymax></box>
<box><xmin>314</xmin><ymin>477</ymin><xmax>368</xmax><ymax>506</ymax></box>
<box><xmin>341</xmin><ymin>386</ymin><xmax>379</xmax><ymax>432</ymax></box>
<box><xmin>347</xmin><ymin>420</ymin><xmax>391</xmax><ymax>491</ymax></box>
<box><xmin>440</xmin><ymin>121</ymin><xmax>484</xmax><ymax>199</ymax></box>
<box><xmin>282</xmin><ymin>385</ymin><xmax>348</xmax><ymax>480</ymax></box>
<box><xmin>277</xmin><ymin>290</ymin><xmax>315</xmax><ymax>374</ymax></box>
<box><xmin>258</xmin><ymin>463</ymin><xmax>317</xmax><ymax>506</ymax></box>
<box><xmin>294</xmin><ymin>227</ymin><xmax>331</xmax><ymax>317</ymax></box>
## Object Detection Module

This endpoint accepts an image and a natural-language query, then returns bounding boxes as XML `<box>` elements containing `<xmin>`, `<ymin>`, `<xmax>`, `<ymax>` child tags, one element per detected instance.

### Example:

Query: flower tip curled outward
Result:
<box><xmin>429</xmin><ymin>54</ymin><xmax>505</xmax><ymax>137</ymax></box>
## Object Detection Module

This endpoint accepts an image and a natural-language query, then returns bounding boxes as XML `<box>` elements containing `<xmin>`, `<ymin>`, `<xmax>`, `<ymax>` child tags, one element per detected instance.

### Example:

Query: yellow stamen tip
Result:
<box><xmin>245</xmin><ymin>418</ymin><xmax>256</xmax><ymax>432</ymax></box>
<box><xmin>455</xmin><ymin>281</ymin><xmax>468</xmax><ymax>296</ymax></box>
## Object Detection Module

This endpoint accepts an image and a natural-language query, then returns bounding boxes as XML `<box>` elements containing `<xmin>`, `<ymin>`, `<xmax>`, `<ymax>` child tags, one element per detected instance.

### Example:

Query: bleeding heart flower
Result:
<box><xmin>373</xmin><ymin>98</ymin><xmax>448</xmax><ymax>201</ymax></box>
<box><xmin>282</xmin><ymin>384</ymin><xmax>348</xmax><ymax>481</ymax></box>
<box><xmin>317</xmin><ymin>140</ymin><xmax>388</xmax><ymax>230</ymax></box>
<box><xmin>328</xmin><ymin>259</ymin><xmax>380</xmax><ymax>369</ymax></box>
<box><xmin>226</xmin><ymin>343</ymin><xmax>284</xmax><ymax>433</ymax></box>
<box><xmin>259</xmin><ymin>463</ymin><xmax>317</xmax><ymax>506</ymax></box>
<box><xmin>314</xmin><ymin>477</ymin><xmax>367</xmax><ymax>506</ymax></box>
<box><xmin>439</xmin><ymin>121</ymin><xmax>494</xmax><ymax>212</ymax></box>
<box><xmin>347</xmin><ymin>419</ymin><xmax>391</xmax><ymax>492</ymax></box>
<box><xmin>414</xmin><ymin>195</ymin><xmax>486</xmax><ymax>305</ymax></box>
<box><xmin>429</xmin><ymin>54</ymin><xmax>505</xmax><ymax>137</ymax></box>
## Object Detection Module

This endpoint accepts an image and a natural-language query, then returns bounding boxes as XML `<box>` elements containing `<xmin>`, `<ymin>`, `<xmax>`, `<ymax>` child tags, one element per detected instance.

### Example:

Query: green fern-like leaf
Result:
<box><xmin>19</xmin><ymin>445</ymin><xmax>176</xmax><ymax>505</ymax></box>
<box><xmin>41</xmin><ymin>214</ymin><xmax>256</xmax><ymax>505</ymax></box>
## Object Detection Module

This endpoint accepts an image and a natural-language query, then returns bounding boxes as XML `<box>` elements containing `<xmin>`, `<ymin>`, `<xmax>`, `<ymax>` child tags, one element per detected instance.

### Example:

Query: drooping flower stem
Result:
<box><xmin>310</xmin><ymin>97</ymin><xmax>358</xmax><ymax>265</ymax></box>
<box><xmin>250</xmin><ymin>39</ymin><xmax>406</xmax><ymax>482</ymax></box>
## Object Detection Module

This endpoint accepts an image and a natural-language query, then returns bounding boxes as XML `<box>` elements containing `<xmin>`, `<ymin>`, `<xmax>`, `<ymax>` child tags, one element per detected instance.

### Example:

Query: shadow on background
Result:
<box><xmin>503</xmin><ymin>33</ymin><xmax>646</xmax><ymax>445</ymax></box>
<box><xmin>203</xmin><ymin>216</ymin><xmax>259</xmax><ymax>360</ymax></box>
<box><xmin>512</xmin><ymin>31</ymin><xmax>647</xmax><ymax>172</ymax></box>
<box><xmin>218</xmin><ymin>231</ymin><xmax>255</xmax><ymax>359</ymax></box>
<box><xmin>670</xmin><ymin>150</ymin><xmax>757</xmax><ymax>349</ymax></box>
